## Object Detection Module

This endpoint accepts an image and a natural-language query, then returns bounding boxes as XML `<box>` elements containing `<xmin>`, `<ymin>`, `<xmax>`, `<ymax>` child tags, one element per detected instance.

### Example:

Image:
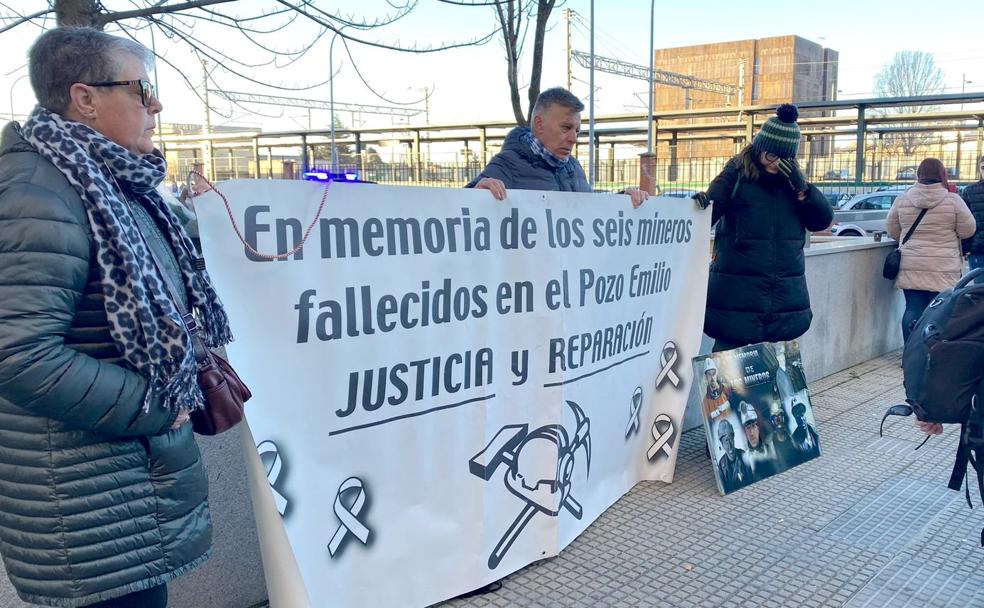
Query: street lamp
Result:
<box><xmin>9</xmin><ymin>72</ymin><xmax>29</xmax><ymax>121</ymax></box>
<box><xmin>646</xmin><ymin>0</ymin><xmax>654</xmax><ymax>155</ymax></box>
<box><xmin>587</xmin><ymin>0</ymin><xmax>595</xmax><ymax>186</ymax></box>
<box><xmin>329</xmin><ymin>26</ymin><xmax>349</xmax><ymax>175</ymax></box>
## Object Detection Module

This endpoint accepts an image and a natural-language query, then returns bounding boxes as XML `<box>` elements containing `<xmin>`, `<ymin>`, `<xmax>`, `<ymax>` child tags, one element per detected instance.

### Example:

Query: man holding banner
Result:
<box><xmin>467</xmin><ymin>87</ymin><xmax>650</xmax><ymax>208</ymax></box>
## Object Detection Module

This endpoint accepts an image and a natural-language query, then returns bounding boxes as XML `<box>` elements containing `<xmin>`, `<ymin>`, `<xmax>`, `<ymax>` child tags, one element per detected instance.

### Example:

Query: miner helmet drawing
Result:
<box><xmin>468</xmin><ymin>400</ymin><xmax>591</xmax><ymax>569</ymax></box>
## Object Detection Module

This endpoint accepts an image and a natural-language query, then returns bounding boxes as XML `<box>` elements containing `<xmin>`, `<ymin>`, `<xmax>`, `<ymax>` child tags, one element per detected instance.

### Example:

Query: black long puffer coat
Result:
<box><xmin>704</xmin><ymin>157</ymin><xmax>833</xmax><ymax>347</ymax></box>
<box><xmin>0</xmin><ymin>123</ymin><xmax>211</xmax><ymax>607</ymax></box>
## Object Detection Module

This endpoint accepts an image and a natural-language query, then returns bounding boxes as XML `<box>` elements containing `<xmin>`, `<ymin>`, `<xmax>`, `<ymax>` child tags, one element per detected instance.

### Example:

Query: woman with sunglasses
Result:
<box><xmin>0</xmin><ymin>27</ymin><xmax>232</xmax><ymax>607</ymax></box>
<box><xmin>697</xmin><ymin>104</ymin><xmax>833</xmax><ymax>352</ymax></box>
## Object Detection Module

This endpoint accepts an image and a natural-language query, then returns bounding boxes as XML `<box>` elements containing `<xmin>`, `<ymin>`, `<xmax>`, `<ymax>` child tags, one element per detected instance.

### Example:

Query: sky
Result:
<box><xmin>2</xmin><ymin>0</ymin><xmax>983</xmax><ymax>133</ymax></box>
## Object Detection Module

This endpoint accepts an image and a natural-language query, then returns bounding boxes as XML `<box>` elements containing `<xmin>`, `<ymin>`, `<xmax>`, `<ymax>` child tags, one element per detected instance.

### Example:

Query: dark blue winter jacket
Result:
<box><xmin>466</xmin><ymin>126</ymin><xmax>590</xmax><ymax>193</ymax></box>
<box><xmin>963</xmin><ymin>180</ymin><xmax>984</xmax><ymax>255</ymax></box>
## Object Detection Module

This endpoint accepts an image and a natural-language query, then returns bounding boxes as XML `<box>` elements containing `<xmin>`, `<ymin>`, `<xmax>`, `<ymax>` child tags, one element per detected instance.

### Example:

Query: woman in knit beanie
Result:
<box><xmin>698</xmin><ymin>103</ymin><xmax>834</xmax><ymax>352</ymax></box>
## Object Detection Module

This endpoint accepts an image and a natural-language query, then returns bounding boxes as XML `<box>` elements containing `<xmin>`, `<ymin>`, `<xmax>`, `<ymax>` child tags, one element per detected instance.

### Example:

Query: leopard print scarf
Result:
<box><xmin>19</xmin><ymin>106</ymin><xmax>232</xmax><ymax>413</ymax></box>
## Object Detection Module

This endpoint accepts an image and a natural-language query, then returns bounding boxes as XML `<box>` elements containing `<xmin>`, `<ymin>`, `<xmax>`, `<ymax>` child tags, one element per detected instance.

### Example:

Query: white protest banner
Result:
<box><xmin>194</xmin><ymin>181</ymin><xmax>710</xmax><ymax>607</ymax></box>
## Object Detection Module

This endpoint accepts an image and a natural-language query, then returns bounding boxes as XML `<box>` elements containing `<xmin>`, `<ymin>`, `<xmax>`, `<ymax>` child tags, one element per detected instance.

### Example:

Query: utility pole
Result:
<box><xmin>587</xmin><ymin>0</ymin><xmax>595</xmax><ymax>186</ymax></box>
<box><xmin>565</xmin><ymin>8</ymin><xmax>573</xmax><ymax>92</ymax></box>
<box><xmin>422</xmin><ymin>86</ymin><xmax>431</xmax><ymax>164</ymax></box>
<box><xmin>201</xmin><ymin>59</ymin><xmax>213</xmax><ymax>181</ymax></box>
<box><xmin>423</xmin><ymin>86</ymin><xmax>431</xmax><ymax>125</ymax></box>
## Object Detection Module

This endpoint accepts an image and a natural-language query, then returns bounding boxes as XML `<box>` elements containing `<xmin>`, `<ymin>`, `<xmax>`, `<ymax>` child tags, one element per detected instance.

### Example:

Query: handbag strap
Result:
<box><xmin>900</xmin><ymin>208</ymin><xmax>929</xmax><ymax>247</ymax></box>
<box><xmin>129</xmin><ymin>202</ymin><xmax>209</xmax><ymax>364</ymax></box>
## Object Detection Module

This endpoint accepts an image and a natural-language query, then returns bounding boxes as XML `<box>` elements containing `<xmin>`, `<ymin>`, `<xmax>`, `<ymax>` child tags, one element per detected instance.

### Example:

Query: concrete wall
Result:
<box><xmin>0</xmin><ymin>425</ymin><xmax>268</xmax><ymax>608</ymax></box>
<box><xmin>682</xmin><ymin>238</ymin><xmax>904</xmax><ymax>431</ymax></box>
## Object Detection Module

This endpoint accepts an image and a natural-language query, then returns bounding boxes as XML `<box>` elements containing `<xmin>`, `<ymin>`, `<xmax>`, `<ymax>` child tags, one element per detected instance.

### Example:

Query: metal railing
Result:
<box><xmin>164</xmin><ymin>150</ymin><xmax>982</xmax><ymax>199</ymax></box>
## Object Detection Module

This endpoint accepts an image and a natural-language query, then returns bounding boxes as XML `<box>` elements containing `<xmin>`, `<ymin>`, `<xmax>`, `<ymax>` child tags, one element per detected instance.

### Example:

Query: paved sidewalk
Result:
<box><xmin>438</xmin><ymin>351</ymin><xmax>984</xmax><ymax>608</ymax></box>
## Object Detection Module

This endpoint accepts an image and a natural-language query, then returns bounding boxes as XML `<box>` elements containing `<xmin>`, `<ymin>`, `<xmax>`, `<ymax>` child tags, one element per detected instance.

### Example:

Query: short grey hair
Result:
<box><xmin>532</xmin><ymin>87</ymin><xmax>584</xmax><ymax>117</ymax></box>
<box><xmin>28</xmin><ymin>27</ymin><xmax>154</xmax><ymax>115</ymax></box>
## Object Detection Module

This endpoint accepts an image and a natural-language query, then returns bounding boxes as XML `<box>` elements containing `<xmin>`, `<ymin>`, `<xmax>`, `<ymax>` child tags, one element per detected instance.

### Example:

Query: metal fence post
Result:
<box><xmin>300</xmin><ymin>134</ymin><xmax>308</xmax><ymax>176</ymax></box>
<box><xmin>252</xmin><ymin>138</ymin><xmax>260</xmax><ymax>179</ymax></box>
<box><xmin>854</xmin><ymin>104</ymin><xmax>867</xmax><ymax>182</ymax></box>
<box><xmin>412</xmin><ymin>131</ymin><xmax>421</xmax><ymax>184</ymax></box>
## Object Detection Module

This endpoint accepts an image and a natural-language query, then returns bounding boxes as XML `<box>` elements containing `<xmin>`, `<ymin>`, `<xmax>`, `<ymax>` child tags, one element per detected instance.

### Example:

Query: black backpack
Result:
<box><xmin>881</xmin><ymin>268</ymin><xmax>984</xmax><ymax>540</ymax></box>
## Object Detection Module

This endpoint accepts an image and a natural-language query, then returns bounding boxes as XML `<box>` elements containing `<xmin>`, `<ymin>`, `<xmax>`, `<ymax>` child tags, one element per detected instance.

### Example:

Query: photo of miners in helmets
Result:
<box><xmin>693</xmin><ymin>341</ymin><xmax>821</xmax><ymax>495</ymax></box>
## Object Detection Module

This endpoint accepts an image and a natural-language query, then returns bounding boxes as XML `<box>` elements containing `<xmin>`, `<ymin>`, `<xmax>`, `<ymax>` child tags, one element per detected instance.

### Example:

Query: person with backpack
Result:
<box><xmin>880</xmin><ymin>267</ymin><xmax>984</xmax><ymax>540</ymax></box>
<box><xmin>699</xmin><ymin>104</ymin><xmax>834</xmax><ymax>352</ymax></box>
<box><xmin>962</xmin><ymin>154</ymin><xmax>984</xmax><ymax>275</ymax></box>
<box><xmin>885</xmin><ymin>158</ymin><xmax>976</xmax><ymax>342</ymax></box>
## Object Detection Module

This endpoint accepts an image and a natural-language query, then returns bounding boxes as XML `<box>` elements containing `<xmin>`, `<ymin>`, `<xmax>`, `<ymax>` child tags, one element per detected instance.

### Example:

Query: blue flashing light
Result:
<box><xmin>303</xmin><ymin>170</ymin><xmax>362</xmax><ymax>183</ymax></box>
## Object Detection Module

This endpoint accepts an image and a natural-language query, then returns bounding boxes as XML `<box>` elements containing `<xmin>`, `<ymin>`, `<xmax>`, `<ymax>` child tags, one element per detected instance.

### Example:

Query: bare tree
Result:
<box><xmin>873</xmin><ymin>50</ymin><xmax>946</xmax><ymax>156</ymax></box>
<box><xmin>442</xmin><ymin>0</ymin><xmax>559</xmax><ymax>126</ymax></box>
<box><xmin>1</xmin><ymin>1</ymin><xmax>497</xmax><ymax>116</ymax></box>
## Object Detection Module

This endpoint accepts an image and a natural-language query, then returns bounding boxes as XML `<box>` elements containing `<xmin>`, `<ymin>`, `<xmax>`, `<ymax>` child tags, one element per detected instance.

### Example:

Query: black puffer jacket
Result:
<box><xmin>963</xmin><ymin>180</ymin><xmax>984</xmax><ymax>255</ymax></box>
<box><xmin>704</xmin><ymin>158</ymin><xmax>833</xmax><ymax>346</ymax></box>
<box><xmin>0</xmin><ymin>123</ymin><xmax>211</xmax><ymax>607</ymax></box>
<box><xmin>466</xmin><ymin>126</ymin><xmax>590</xmax><ymax>192</ymax></box>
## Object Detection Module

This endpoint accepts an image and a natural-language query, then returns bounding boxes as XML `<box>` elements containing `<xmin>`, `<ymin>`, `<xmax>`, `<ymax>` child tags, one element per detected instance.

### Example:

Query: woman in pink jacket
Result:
<box><xmin>886</xmin><ymin>158</ymin><xmax>976</xmax><ymax>342</ymax></box>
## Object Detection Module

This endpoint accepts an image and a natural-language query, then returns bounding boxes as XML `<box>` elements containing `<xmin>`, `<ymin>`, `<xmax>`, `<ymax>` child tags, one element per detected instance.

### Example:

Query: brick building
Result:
<box><xmin>653</xmin><ymin>35</ymin><xmax>839</xmax><ymax>160</ymax></box>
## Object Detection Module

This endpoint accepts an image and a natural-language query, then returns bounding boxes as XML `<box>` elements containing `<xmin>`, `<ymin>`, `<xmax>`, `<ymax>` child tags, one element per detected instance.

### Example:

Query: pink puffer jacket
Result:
<box><xmin>886</xmin><ymin>183</ymin><xmax>976</xmax><ymax>292</ymax></box>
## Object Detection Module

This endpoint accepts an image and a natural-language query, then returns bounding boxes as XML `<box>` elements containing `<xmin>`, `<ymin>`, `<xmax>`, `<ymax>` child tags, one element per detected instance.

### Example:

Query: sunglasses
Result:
<box><xmin>84</xmin><ymin>79</ymin><xmax>157</xmax><ymax>107</ymax></box>
<box><xmin>763</xmin><ymin>152</ymin><xmax>781</xmax><ymax>163</ymax></box>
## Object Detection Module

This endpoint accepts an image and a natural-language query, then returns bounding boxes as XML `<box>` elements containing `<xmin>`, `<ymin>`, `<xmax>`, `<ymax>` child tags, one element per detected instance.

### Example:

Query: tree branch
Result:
<box><xmin>275</xmin><ymin>0</ymin><xmax>496</xmax><ymax>53</ymax></box>
<box><xmin>98</xmin><ymin>0</ymin><xmax>238</xmax><ymax>26</ymax></box>
<box><xmin>0</xmin><ymin>8</ymin><xmax>53</xmax><ymax>35</ymax></box>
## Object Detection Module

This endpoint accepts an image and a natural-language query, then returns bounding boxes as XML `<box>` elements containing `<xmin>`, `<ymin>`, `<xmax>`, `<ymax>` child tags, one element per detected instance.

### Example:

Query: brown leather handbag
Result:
<box><xmin>186</xmin><ymin>318</ymin><xmax>252</xmax><ymax>435</ymax></box>
<box><xmin>137</xmin><ymin>214</ymin><xmax>252</xmax><ymax>435</ymax></box>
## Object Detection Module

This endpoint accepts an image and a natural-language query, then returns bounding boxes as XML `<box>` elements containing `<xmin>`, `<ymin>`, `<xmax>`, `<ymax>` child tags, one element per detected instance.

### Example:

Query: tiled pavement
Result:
<box><xmin>435</xmin><ymin>351</ymin><xmax>984</xmax><ymax>608</ymax></box>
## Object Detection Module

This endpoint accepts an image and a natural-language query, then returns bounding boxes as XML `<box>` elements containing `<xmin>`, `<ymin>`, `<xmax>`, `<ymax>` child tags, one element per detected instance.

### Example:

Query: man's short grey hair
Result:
<box><xmin>28</xmin><ymin>27</ymin><xmax>154</xmax><ymax>115</ymax></box>
<box><xmin>532</xmin><ymin>87</ymin><xmax>584</xmax><ymax>117</ymax></box>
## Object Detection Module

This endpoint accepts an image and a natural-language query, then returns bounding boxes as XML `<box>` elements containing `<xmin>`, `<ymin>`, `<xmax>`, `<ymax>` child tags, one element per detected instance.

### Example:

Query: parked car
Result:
<box><xmin>830</xmin><ymin>191</ymin><xmax>901</xmax><ymax>236</ymax></box>
<box><xmin>895</xmin><ymin>166</ymin><xmax>918</xmax><ymax>180</ymax></box>
<box><xmin>895</xmin><ymin>165</ymin><xmax>958</xmax><ymax>180</ymax></box>
<box><xmin>821</xmin><ymin>192</ymin><xmax>850</xmax><ymax>208</ymax></box>
<box><xmin>823</xmin><ymin>169</ymin><xmax>851</xmax><ymax>181</ymax></box>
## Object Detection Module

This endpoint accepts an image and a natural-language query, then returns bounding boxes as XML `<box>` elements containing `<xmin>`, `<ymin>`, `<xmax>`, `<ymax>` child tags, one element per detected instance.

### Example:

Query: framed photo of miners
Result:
<box><xmin>692</xmin><ymin>341</ymin><xmax>821</xmax><ymax>495</ymax></box>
